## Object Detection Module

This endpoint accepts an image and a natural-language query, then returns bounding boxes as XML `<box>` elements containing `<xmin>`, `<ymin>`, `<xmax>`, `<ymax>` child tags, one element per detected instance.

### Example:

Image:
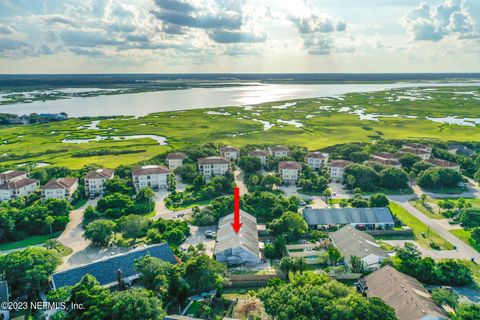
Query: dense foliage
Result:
<box><xmin>257</xmin><ymin>272</ymin><xmax>397</xmax><ymax>320</ymax></box>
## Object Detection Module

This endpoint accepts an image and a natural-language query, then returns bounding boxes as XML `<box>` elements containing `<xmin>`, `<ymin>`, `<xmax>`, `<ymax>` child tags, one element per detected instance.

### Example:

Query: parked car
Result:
<box><xmin>299</xmin><ymin>201</ymin><xmax>307</xmax><ymax>206</ymax></box>
<box><xmin>205</xmin><ymin>230</ymin><xmax>216</xmax><ymax>238</ymax></box>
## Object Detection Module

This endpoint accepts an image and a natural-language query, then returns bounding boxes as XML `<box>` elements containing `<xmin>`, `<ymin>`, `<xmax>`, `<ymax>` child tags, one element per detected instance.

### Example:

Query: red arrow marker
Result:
<box><xmin>231</xmin><ymin>186</ymin><xmax>242</xmax><ymax>234</ymax></box>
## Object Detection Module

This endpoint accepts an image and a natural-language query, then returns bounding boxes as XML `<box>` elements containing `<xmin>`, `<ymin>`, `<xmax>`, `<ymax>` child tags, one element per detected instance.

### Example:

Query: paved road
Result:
<box><xmin>389</xmin><ymin>196</ymin><xmax>480</xmax><ymax>261</ymax></box>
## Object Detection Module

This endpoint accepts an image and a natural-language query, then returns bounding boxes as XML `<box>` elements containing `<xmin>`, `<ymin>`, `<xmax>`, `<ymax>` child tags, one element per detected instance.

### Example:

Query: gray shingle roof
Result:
<box><xmin>132</xmin><ymin>165</ymin><xmax>169</xmax><ymax>176</ymax></box>
<box><xmin>85</xmin><ymin>168</ymin><xmax>114</xmax><ymax>179</ymax></box>
<box><xmin>214</xmin><ymin>210</ymin><xmax>259</xmax><ymax>257</ymax></box>
<box><xmin>363</xmin><ymin>266</ymin><xmax>446</xmax><ymax>320</ymax></box>
<box><xmin>303</xmin><ymin>207</ymin><xmax>394</xmax><ymax>226</ymax></box>
<box><xmin>51</xmin><ymin>243</ymin><xmax>177</xmax><ymax>289</ymax></box>
<box><xmin>166</xmin><ymin>152</ymin><xmax>188</xmax><ymax>160</ymax></box>
<box><xmin>0</xmin><ymin>178</ymin><xmax>38</xmax><ymax>190</ymax></box>
<box><xmin>198</xmin><ymin>156</ymin><xmax>231</xmax><ymax>165</ymax></box>
<box><xmin>330</xmin><ymin>225</ymin><xmax>388</xmax><ymax>261</ymax></box>
<box><xmin>248</xmin><ymin>149</ymin><xmax>269</xmax><ymax>157</ymax></box>
<box><xmin>0</xmin><ymin>170</ymin><xmax>27</xmax><ymax>181</ymax></box>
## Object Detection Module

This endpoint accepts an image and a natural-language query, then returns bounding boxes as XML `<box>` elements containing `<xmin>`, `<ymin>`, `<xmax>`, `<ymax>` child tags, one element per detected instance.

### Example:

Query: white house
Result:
<box><xmin>329</xmin><ymin>159</ymin><xmax>353</xmax><ymax>182</ymax></box>
<box><xmin>165</xmin><ymin>152</ymin><xmax>188</xmax><ymax>170</ymax></box>
<box><xmin>278</xmin><ymin>161</ymin><xmax>302</xmax><ymax>184</ymax></box>
<box><xmin>0</xmin><ymin>170</ymin><xmax>39</xmax><ymax>201</ymax></box>
<box><xmin>42</xmin><ymin>178</ymin><xmax>79</xmax><ymax>201</ymax></box>
<box><xmin>247</xmin><ymin>149</ymin><xmax>269</xmax><ymax>166</ymax></box>
<box><xmin>330</xmin><ymin>225</ymin><xmax>389</xmax><ymax>271</ymax></box>
<box><xmin>132</xmin><ymin>165</ymin><xmax>169</xmax><ymax>191</ymax></box>
<box><xmin>370</xmin><ymin>152</ymin><xmax>401</xmax><ymax>168</ymax></box>
<box><xmin>305</xmin><ymin>151</ymin><xmax>329</xmax><ymax>170</ymax></box>
<box><xmin>214</xmin><ymin>210</ymin><xmax>261</xmax><ymax>265</ymax></box>
<box><xmin>198</xmin><ymin>156</ymin><xmax>231</xmax><ymax>177</ymax></box>
<box><xmin>84</xmin><ymin>168</ymin><xmax>114</xmax><ymax>196</ymax></box>
<box><xmin>269</xmin><ymin>145</ymin><xmax>290</xmax><ymax>158</ymax></box>
<box><xmin>220</xmin><ymin>146</ymin><xmax>240</xmax><ymax>161</ymax></box>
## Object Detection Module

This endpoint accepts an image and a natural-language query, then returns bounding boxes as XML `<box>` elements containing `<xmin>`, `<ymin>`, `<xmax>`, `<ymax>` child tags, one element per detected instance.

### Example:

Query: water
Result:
<box><xmin>62</xmin><ymin>134</ymin><xmax>167</xmax><ymax>145</ymax></box>
<box><xmin>0</xmin><ymin>82</ymin><xmax>478</xmax><ymax>117</ymax></box>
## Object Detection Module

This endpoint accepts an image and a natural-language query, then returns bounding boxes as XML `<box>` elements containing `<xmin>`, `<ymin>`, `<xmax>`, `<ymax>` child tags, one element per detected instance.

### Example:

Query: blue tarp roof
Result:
<box><xmin>51</xmin><ymin>243</ymin><xmax>177</xmax><ymax>289</ymax></box>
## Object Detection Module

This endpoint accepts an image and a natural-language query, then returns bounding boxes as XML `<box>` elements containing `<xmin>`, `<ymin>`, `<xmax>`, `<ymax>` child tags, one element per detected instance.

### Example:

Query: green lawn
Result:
<box><xmin>431</xmin><ymin>198</ymin><xmax>480</xmax><ymax>208</ymax></box>
<box><xmin>410</xmin><ymin>199</ymin><xmax>444</xmax><ymax>219</ymax></box>
<box><xmin>450</xmin><ymin>229</ymin><xmax>480</xmax><ymax>253</ymax></box>
<box><xmin>0</xmin><ymin>232</ymin><xmax>61</xmax><ymax>251</ymax></box>
<box><xmin>389</xmin><ymin>202</ymin><xmax>454</xmax><ymax>250</ymax></box>
<box><xmin>165</xmin><ymin>199</ymin><xmax>212</xmax><ymax>211</ymax></box>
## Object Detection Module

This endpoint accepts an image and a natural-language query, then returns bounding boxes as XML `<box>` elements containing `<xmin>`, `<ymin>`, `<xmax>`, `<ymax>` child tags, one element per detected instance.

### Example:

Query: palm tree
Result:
<box><xmin>322</xmin><ymin>188</ymin><xmax>332</xmax><ymax>203</ymax></box>
<box><xmin>45</xmin><ymin>216</ymin><xmax>54</xmax><ymax>235</ymax></box>
<box><xmin>408</xmin><ymin>171</ymin><xmax>416</xmax><ymax>186</ymax></box>
<box><xmin>44</xmin><ymin>239</ymin><xmax>60</xmax><ymax>251</ymax></box>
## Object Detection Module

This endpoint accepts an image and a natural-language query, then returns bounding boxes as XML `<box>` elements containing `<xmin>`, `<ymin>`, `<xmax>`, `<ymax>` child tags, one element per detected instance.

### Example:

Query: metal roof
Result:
<box><xmin>303</xmin><ymin>207</ymin><xmax>394</xmax><ymax>226</ymax></box>
<box><xmin>214</xmin><ymin>210</ymin><xmax>259</xmax><ymax>257</ymax></box>
<box><xmin>51</xmin><ymin>243</ymin><xmax>177</xmax><ymax>289</ymax></box>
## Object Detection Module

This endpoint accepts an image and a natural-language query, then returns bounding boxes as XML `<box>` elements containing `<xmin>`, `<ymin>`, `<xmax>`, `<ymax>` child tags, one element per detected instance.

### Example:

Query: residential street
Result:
<box><xmin>389</xmin><ymin>196</ymin><xmax>480</xmax><ymax>261</ymax></box>
<box><xmin>234</xmin><ymin>169</ymin><xmax>248</xmax><ymax>195</ymax></box>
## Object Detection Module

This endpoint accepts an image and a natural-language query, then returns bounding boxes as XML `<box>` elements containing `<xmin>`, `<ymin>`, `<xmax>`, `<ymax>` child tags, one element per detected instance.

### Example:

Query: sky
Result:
<box><xmin>0</xmin><ymin>0</ymin><xmax>479</xmax><ymax>73</ymax></box>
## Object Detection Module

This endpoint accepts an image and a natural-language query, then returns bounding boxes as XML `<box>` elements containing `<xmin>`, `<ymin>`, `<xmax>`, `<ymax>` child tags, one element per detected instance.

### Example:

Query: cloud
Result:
<box><xmin>152</xmin><ymin>0</ymin><xmax>266</xmax><ymax>44</ymax></box>
<box><xmin>223</xmin><ymin>45</ymin><xmax>260</xmax><ymax>56</ymax></box>
<box><xmin>403</xmin><ymin>0</ymin><xmax>478</xmax><ymax>41</ymax></box>
<box><xmin>61</xmin><ymin>29</ymin><xmax>124</xmax><ymax>47</ymax></box>
<box><xmin>44</xmin><ymin>15</ymin><xmax>74</xmax><ymax>25</ymax></box>
<box><xmin>69</xmin><ymin>47</ymin><xmax>106</xmax><ymax>56</ymax></box>
<box><xmin>0</xmin><ymin>24</ymin><xmax>14</xmax><ymax>34</ymax></box>
<box><xmin>288</xmin><ymin>9</ymin><xmax>347</xmax><ymax>55</ymax></box>
<box><xmin>209</xmin><ymin>30</ymin><xmax>266</xmax><ymax>43</ymax></box>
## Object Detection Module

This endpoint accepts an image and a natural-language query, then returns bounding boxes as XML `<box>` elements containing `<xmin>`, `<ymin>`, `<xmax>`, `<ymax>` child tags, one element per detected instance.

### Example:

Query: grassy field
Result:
<box><xmin>0</xmin><ymin>86</ymin><xmax>479</xmax><ymax>169</ymax></box>
<box><xmin>410</xmin><ymin>199</ymin><xmax>444</xmax><ymax>219</ymax></box>
<box><xmin>389</xmin><ymin>202</ymin><xmax>454</xmax><ymax>250</ymax></box>
<box><xmin>0</xmin><ymin>232</ymin><xmax>61</xmax><ymax>251</ymax></box>
<box><xmin>450</xmin><ymin>229</ymin><xmax>480</xmax><ymax>253</ymax></box>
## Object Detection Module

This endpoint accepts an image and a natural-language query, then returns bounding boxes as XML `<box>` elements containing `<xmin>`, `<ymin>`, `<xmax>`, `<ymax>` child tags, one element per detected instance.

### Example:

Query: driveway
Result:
<box><xmin>58</xmin><ymin>199</ymin><xmax>98</xmax><ymax>253</ymax></box>
<box><xmin>234</xmin><ymin>169</ymin><xmax>248</xmax><ymax>196</ymax></box>
<box><xmin>384</xmin><ymin>240</ymin><xmax>466</xmax><ymax>260</ymax></box>
<box><xmin>183</xmin><ymin>225</ymin><xmax>216</xmax><ymax>257</ymax></box>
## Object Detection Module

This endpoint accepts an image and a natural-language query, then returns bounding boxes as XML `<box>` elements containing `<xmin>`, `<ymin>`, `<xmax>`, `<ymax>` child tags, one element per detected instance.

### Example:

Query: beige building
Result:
<box><xmin>198</xmin><ymin>156</ymin><xmax>231</xmax><ymax>177</ymax></box>
<box><xmin>400</xmin><ymin>143</ymin><xmax>431</xmax><ymax>160</ymax></box>
<box><xmin>84</xmin><ymin>168</ymin><xmax>114</xmax><ymax>196</ymax></box>
<box><xmin>426</xmin><ymin>158</ymin><xmax>461</xmax><ymax>171</ymax></box>
<box><xmin>269</xmin><ymin>145</ymin><xmax>290</xmax><ymax>158</ymax></box>
<box><xmin>248</xmin><ymin>149</ymin><xmax>269</xmax><ymax>166</ymax></box>
<box><xmin>42</xmin><ymin>178</ymin><xmax>79</xmax><ymax>201</ymax></box>
<box><xmin>0</xmin><ymin>170</ymin><xmax>39</xmax><ymax>201</ymax></box>
<box><xmin>220</xmin><ymin>146</ymin><xmax>240</xmax><ymax>161</ymax></box>
<box><xmin>278</xmin><ymin>161</ymin><xmax>302</xmax><ymax>184</ymax></box>
<box><xmin>165</xmin><ymin>152</ymin><xmax>188</xmax><ymax>170</ymax></box>
<box><xmin>329</xmin><ymin>159</ymin><xmax>353</xmax><ymax>182</ymax></box>
<box><xmin>132</xmin><ymin>165</ymin><xmax>169</xmax><ymax>191</ymax></box>
<box><xmin>305</xmin><ymin>151</ymin><xmax>329</xmax><ymax>170</ymax></box>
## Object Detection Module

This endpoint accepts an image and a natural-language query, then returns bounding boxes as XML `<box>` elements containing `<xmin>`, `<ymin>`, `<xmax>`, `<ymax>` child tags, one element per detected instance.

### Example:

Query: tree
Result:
<box><xmin>408</xmin><ymin>171</ymin><xmax>416</xmax><ymax>186</ymax></box>
<box><xmin>322</xmin><ymin>188</ymin><xmax>332</xmax><ymax>202</ymax></box>
<box><xmin>239</xmin><ymin>156</ymin><xmax>262</xmax><ymax>173</ymax></box>
<box><xmin>279</xmin><ymin>257</ymin><xmax>294</xmax><ymax>277</ymax></box>
<box><xmin>344</xmin><ymin>164</ymin><xmax>379</xmax><ymax>191</ymax></box>
<box><xmin>350</xmin><ymin>151</ymin><xmax>369</xmax><ymax>163</ymax></box>
<box><xmin>420</xmin><ymin>193</ymin><xmax>427</xmax><ymax>205</ymax></box>
<box><xmin>135</xmin><ymin>256</ymin><xmax>174</xmax><ymax>297</ymax></box>
<box><xmin>346</xmin><ymin>175</ymin><xmax>356</xmax><ymax>191</ymax></box>
<box><xmin>116</xmin><ymin>215</ymin><xmax>147</xmax><ymax>239</ymax></box>
<box><xmin>84</xmin><ymin>219</ymin><xmax>115</xmax><ymax>246</ymax></box>
<box><xmin>45</xmin><ymin>215</ymin><xmax>55</xmax><ymax>235</ymax></box>
<box><xmin>328</xmin><ymin>247</ymin><xmax>342</xmax><ymax>265</ymax></box>
<box><xmin>68</xmin><ymin>274</ymin><xmax>111</xmax><ymax>319</ymax></box>
<box><xmin>455</xmin><ymin>303</ymin><xmax>480</xmax><ymax>320</ymax></box>
<box><xmin>417</xmin><ymin>168</ymin><xmax>463</xmax><ymax>191</ymax></box>
<box><xmin>471</xmin><ymin>227</ymin><xmax>480</xmax><ymax>244</ymax></box>
<box><xmin>109</xmin><ymin>288</ymin><xmax>166</xmax><ymax>320</ymax></box>
<box><xmin>184</xmin><ymin>255</ymin><xmax>225</xmax><ymax>292</ymax></box>
<box><xmin>268</xmin><ymin>211</ymin><xmax>308</xmax><ymax>239</ymax></box>
<box><xmin>369</xmin><ymin>193</ymin><xmax>389</xmax><ymax>207</ymax></box>
<box><xmin>258</xmin><ymin>271</ymin><xmax>397</xmax><ymax>320</ymax></box>
<box><xmin>460</xmin><ymin>208</ymin><xmax>480</xmax><ymax>229</ymax></box>
<box><xmin>431</xmin><ymin>288</ymin><xmax>459</xmax><ymax>308</ymax></box>
<box><xmin>399</xmin><ymin>153</ymin><xmax>422</xmax><ymax>171</ymax></box>
<box><xmin>438</xmin><ymin>200</ymin><xmax>455</xmax><ymax>213</ymax></box>
<box><xmin>0</xmin><ymin>247</ymin><xmax>61</xmax><ymax>295</ymax></box>
<box><xmin>350</xmin><ymin>255</ymin><xmax>365</xmax><ymax>273</ymax></box>
<box><xmin>380</xmin><ymin>167</ymin><xmax>409</xmax><ymax>189</ymax></box>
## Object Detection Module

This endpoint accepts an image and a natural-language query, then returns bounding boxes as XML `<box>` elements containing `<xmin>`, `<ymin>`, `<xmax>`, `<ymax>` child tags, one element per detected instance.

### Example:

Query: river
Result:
<box><xmin>0</xmin><ymin>82</ymin><xmax>477</xmax><ymax>117</ymax></box>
